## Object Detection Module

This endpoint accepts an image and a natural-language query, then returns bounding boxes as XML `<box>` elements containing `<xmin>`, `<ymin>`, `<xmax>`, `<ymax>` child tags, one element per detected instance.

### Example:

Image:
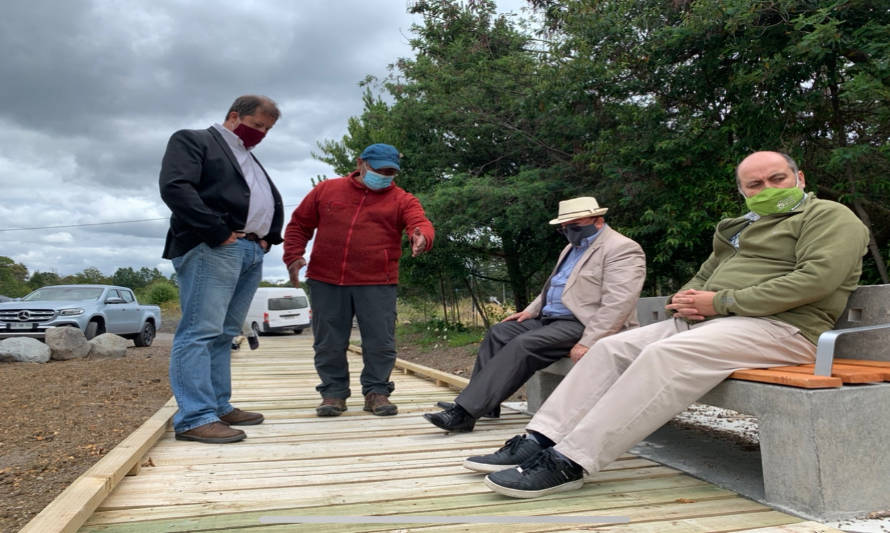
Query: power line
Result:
<box><xmin>0</xmin><ymin>218</ymin><xmax>167</xmax><ymax>232</ymax></box>
<box><xmin>0</xmin><ymin>204</ymin><xmax>301</xmax><ymax>232</ymax></box>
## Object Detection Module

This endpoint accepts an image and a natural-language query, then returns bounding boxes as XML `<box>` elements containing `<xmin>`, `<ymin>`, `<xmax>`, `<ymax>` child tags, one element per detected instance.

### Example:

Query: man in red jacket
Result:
<box><xmin>283</xmin><ymin>143</ymin><xmax>434</xmax><ymax>417</ymax></box>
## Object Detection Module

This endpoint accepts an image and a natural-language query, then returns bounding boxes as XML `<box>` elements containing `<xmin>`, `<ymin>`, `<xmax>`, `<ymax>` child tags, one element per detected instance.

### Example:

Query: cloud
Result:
<box><xmin>0</xmin><ymin>0</ymin><xmax>527</xmax><ymax>281</ymax></box>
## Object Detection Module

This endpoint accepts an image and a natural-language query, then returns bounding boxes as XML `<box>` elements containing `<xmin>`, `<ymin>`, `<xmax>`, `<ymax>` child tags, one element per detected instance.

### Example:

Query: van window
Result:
<box><xmin>268</xmin><ymin>296</ymin><xmax>308</xmax><ymax>310</ymax></box>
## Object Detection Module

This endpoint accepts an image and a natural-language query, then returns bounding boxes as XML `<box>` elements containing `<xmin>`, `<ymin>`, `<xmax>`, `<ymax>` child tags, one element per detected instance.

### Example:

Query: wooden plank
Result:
<box><xmin>82</xmin><ymin>494</ymin><xmax>768</xmax><ymax>533</ymax></box>
<box><xmin>728</xmin><ymin>368</ymin><xmax>843</xmax><ymax>388</ymax></box>
<box><xmin>834</xmin><ymin>358</ymin><xmax>890</xmax><ymax>369</ymax></box>
<box><xmin>738</xmin><ymin>521</ymin><xmax>845</xmax><ymax>532</ymax></box>
<box><xmin>84</xmin><ymin>476</ymin><xmax>715</xmax><ymax>527</ymax></box>
<box><xmin>19</xmin><ymin>398</ymin><xmax>177</xmax><ymax>533</ymax></box>
<box><xmin>771</xmin><ymin>364</ymin><xmax>886</xmax><ymax>383</ymax></box>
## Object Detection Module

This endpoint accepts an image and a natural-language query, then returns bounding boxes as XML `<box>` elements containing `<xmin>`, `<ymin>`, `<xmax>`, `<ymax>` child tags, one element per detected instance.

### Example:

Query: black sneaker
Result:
<box><xmin>483</xmin><ymin>447</ymin><xmax>584</xmax><ymax>498</ymax></box>
<box><xmin>463</xmin><ymin>434</ymin><xmax>544</xmax><ymax>473</ymax></box>
<box><xmin>247</xmin><ymin>335</ymin><xmax>259</xmax><ymax>350</ymax></box>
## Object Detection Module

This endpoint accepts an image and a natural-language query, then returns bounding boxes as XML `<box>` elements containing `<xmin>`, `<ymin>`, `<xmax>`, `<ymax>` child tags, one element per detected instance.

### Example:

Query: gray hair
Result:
<box><xmin>225</xmin><ymin>95</ymin><xmax>281</xmax><ymax>121</ymax></box>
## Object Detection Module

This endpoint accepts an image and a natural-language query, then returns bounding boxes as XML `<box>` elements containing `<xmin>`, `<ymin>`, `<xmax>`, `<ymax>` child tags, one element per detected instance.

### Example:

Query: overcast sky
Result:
<box><xmin>0</xmin><ymin>0</ymin><xmax>527</xmax><ymax>286</ymax></box>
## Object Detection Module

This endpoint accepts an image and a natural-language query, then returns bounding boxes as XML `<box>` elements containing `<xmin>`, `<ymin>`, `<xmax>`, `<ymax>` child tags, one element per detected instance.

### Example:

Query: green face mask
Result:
<box><xmin>745</xmin><ymin>186</ymin><xmax>805</xmax><ymax>216</ymax></box>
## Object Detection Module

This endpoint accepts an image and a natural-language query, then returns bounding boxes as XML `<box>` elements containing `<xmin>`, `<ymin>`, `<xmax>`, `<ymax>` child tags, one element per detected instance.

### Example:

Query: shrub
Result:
<box><xmin>142</xmin><ymin>281</ymin><xmax>178</xmax><ymax>305</ymax></box>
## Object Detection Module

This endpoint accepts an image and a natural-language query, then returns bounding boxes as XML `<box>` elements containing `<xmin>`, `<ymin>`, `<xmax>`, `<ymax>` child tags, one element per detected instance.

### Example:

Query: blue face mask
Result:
<box><xmin>363</xmin><ymin>169</ymin><xmax>394</xmax><ymax>190</ymax></box>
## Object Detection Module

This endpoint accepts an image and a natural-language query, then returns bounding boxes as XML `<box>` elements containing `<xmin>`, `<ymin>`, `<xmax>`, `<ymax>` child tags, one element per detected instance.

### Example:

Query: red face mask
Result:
<box><xmin>233</xmin><ymin>123</ymin><xmax>265</xmax><ymax>148</ymax></box>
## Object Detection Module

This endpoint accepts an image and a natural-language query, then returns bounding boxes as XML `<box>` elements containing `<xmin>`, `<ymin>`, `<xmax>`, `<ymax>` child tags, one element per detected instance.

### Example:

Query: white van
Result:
<box><xmin>245</xmin><ymin>287</ymin><xmax>311</xmax><ymax>335</ymax></box>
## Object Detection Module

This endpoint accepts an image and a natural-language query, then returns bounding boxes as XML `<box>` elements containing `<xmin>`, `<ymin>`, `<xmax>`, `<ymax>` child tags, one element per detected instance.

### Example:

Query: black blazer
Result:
<box><xmin>159</xmin><ymin>127</ymin><xmax>284</xmax><ymax>259</ymax></box>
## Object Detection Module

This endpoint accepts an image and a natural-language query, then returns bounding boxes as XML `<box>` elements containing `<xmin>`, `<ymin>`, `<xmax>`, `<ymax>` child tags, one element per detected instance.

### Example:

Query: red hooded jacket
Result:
<box><xmin>282</xmin><ymin>171</ymin><xmax>435</xmax><ymax>285</ymax></box>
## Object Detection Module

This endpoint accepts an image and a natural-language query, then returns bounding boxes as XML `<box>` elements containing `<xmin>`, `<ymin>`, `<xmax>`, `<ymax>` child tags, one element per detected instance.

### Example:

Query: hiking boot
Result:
<box><xmin>484</xmin><ymin>447</ymin><xmax>584</xmax><ymax>498</ymax></box>
<box><xmin>175</xmin><ymin>421</ymin><xmax>245</xmax><ymax>444</ymax></box>
<box><xmin>219</xmin><ymin>407</ymin><xmax>264</xmax><ymax>426</ymax></box>
<box><xmin>363</xmin><ymin>392</ymin><xmax>398</xmax><ymax>416</ymax></box>
<box><xmin>316</xmin><ymin>398</ymin><xmax>347</xmax><ymax>417</ymax></box>
<box><xmin>463</xmin><ymin>434</ymin><xmax>544</xmax><ymax>473</ymax></box>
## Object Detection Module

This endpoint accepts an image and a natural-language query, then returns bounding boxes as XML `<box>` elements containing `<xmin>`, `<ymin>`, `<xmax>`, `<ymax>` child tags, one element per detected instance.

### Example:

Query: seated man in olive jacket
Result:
<box><xmin>468</xmin><ymin>151</ymin><xmax>870</xmax><ymax>499</ymax></box>
<box><xmin>423</xmin><ymin>196</ymin><xmax>646</xmax><ymax>432</ymax></box>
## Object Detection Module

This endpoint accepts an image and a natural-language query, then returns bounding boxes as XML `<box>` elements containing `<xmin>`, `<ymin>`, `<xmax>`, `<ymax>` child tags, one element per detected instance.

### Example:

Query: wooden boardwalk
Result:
<box><xmin>24</xmin><ymin>335</ymin><xmax>837</xmax><ymax>532</ymax></box>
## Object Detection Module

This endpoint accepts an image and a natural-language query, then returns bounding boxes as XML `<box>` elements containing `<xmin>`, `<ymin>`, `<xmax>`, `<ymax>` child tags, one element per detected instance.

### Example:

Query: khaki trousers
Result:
<box><xmin>526</xmin><ymin>316</ymin><xmax>816</xmax><ymax>474</ymax></box>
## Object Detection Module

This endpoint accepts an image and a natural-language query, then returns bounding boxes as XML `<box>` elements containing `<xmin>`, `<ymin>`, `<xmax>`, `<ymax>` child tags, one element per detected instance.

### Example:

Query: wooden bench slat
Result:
<box><xmin>834</xmin><ymin>358</ymin><xmax>890</xmax><ymax>369</ymax></box>
<box><xmin>728</xmin><ymin>369</ymin><xmax>843</xmax><ymax>388</ymax></box>
<box><xmin>771</xmin><ymin>364</ymin><xmax>887</xmax><ymax>383</ymax></box>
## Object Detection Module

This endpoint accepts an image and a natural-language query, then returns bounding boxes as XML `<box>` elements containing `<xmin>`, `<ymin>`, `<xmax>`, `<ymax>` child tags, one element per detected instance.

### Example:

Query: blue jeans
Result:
<box><xmin>170</xmin><ymin>239</ymin><xmax>263</xmax><ymax>433</ymax></box>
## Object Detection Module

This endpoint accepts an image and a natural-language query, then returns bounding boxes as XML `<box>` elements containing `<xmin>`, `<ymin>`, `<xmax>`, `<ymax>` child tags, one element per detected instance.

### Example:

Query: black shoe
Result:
<box><xmin>247</xmin><ymin>335</ymin><xmax>259</xmax><ymax>350</ymax></box>
<box><xmin>463</xmin><ymin>434</ymin><xmax>544</xmax><ymax>473</ymax></box>
<box><xmin>484</xmin><ymin>448</ymin><xmax>584</xmax><ymax>498</ymax></box>
<box><xmin>231</xmin><ymin>343</ymin><xmax>240</xmax><ymax>351</ymax></box>
<box><xmin>435</xmin><ymin>401</ymin><xmax>500</xmax><ymax>419</ymax></box>
<box><xmin>423</xmin><ymin>405</ymin><xmax>476</xmax><ymax>432</ymax></box>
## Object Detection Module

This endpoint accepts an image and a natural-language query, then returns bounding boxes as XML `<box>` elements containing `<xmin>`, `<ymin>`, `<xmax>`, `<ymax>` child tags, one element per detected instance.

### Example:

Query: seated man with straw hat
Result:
<box><xmin>423</xmin><ymin>196</ymin><xmax>646</xmax><ymax>432</ymax></box>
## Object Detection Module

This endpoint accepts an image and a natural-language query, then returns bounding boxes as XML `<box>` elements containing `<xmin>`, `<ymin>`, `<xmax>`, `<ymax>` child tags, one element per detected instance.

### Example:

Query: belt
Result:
<box><xmin>240</xmin><ymin>232</ymin><xmax>261</xmax><ymax>242</ymax></box>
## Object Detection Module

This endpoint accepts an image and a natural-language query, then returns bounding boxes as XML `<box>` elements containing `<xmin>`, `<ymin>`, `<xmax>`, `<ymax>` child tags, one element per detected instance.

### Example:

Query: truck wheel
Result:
<box><xmin>85</xmin><ymin>320</ymin><xmax>105</xmax><ymax>340</ymax></box>
<box><xmin>134</xmin><ymin>321</ymin><xmax>156</xmax><ymax>347</ymax></box>
<box><xmin>251</xmin><ymin>322</ymin><xmax>262</xmax><ymax>337</ymax></box>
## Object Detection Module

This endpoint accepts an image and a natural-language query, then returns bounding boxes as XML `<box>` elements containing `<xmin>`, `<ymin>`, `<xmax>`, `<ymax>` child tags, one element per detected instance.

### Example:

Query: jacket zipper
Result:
<box><xmin>339</xmin><ymin>190</ymin><xmax>368</xmax><ymax>284</ymax></box>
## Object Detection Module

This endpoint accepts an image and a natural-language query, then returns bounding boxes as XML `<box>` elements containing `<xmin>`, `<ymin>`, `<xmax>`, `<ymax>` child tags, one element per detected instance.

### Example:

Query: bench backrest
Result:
<box><xmin>834</xmin><ymin>284</ymin><xmax>890</xmax><ymax>362</ymax></box>
<box><xmin>635</xmin><ymin>285</ymin><xmax>890</xmax><ymax>362</ymax></box>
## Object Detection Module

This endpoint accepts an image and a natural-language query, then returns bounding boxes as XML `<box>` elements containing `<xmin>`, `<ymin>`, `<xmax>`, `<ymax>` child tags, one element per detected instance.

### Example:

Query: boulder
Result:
<box><xmin>0</xmin><ymin>337</ymin><xmax>51</xmax><ymax>363</ymax></box>
<box><xmin>88</xmin><ymin>333</ymin><xmax>129</xmax><ymax>358</ymax></box>
<box><xmin>46</xmin><ymin>326</ymin><xmax>91</xmax><ymax>360</ymax></box>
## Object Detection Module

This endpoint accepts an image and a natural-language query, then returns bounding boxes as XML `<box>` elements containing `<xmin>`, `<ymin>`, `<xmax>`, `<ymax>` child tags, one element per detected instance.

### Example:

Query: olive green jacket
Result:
<box><xmin>679</xmin><ymin>193</ymin><xmax>869</xmax><ymax>344</ymax></box>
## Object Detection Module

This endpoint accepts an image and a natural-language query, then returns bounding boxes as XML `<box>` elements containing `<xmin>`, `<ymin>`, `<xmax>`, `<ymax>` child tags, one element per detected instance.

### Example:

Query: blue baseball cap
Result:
<box><xmin>360</xmin><ymin>143</ymin><xmax>401</xmax><ymax>171</ymax></box>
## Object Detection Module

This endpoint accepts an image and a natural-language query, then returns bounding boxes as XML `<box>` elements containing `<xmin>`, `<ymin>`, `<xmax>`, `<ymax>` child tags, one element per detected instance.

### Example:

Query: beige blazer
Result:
<box><xmin>523</xmin><ymin>225</ymin><xmax>646</xmax><ymax>347</ymax></box>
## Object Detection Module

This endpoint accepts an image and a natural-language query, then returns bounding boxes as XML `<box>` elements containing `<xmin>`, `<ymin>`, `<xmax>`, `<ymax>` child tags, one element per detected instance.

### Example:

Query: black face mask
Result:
<box><xmin>559</xmin><ymin>223</ymin><xmax>599</xmax><ymax>246</ymax></box>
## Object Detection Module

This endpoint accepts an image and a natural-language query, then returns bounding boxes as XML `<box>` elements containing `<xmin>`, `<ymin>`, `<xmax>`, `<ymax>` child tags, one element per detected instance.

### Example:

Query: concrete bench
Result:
<box><xmin>525</xmin><ymin>285</ymin><xmax>890</xmax><ymax>520</ymax></box>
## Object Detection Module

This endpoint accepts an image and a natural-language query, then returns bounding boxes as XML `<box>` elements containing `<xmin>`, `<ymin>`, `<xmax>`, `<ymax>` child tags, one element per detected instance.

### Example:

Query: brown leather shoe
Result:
<box><xmin>364</xmin><ymin>392</ymin><xmax>397</xmax><ymax>416</ymax></box>
<box><xmin>316</xmin><ymin>397</ymin><xmax>347</xmax><ymax>417</ymax></box>
<box><xmin>175</xmin><ymin>421</ymin><xmax>245</xmax><ymax>444</ymax></box>
<box><xmin>219</xmin><ymin>408</ymin><xmax>264</xmax><ymax>426</ymax></box>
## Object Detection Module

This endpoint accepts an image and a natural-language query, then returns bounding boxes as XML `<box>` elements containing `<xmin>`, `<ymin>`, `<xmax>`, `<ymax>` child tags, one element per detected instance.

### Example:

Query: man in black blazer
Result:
<box><xmin>159</xmin><ymin>95</ymin><xmax>284</xmax><ymax>444</ymax></box>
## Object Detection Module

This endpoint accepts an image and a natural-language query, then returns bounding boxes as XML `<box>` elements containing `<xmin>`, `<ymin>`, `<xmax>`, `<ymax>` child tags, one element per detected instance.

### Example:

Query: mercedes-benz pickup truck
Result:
<box><xmin>0</xmin><ymin>284</ymin><xmax>162</xmax><ymax>346</ymax></box>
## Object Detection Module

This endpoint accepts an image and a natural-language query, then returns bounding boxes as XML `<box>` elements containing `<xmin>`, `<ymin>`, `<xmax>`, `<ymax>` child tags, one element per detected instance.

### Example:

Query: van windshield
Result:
<box><xmin>268</xmin><ymin>296</ymin><xmax>308</xmax><ymax>311</ymax></box>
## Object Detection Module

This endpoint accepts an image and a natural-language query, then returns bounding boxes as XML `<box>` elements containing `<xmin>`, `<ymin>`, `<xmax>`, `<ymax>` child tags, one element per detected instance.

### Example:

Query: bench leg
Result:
<box><xmin>756</xmin><ymin>384</ymin><xmax>890</xmax><ymax>520</ymax></box>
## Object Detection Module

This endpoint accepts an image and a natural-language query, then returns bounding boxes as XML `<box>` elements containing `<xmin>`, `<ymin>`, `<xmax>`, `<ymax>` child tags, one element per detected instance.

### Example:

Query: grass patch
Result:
<box><xmin>397</xmin><ymin>319</ymin><xmax>485</xmax><ymax>349</ymax></box>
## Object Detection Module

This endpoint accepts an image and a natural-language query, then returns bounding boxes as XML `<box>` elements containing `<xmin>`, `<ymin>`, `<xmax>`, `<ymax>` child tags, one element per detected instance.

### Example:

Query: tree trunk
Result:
<box><xmin>439</xmin><ymin>277</ymin><xmax>448</xmax><ymax>322</ymax></box>
<box><xmin>502</xmin><ymin>238</ymin><xmax>530</xmax><ymax>310</ymax></box>
<box><xmin>826</xmin><ymin>54</ymin><xmax>888</xmax><ymax>283</ymax></box>
<box><xmin>464</xmin><ymin>276</ymin><xmax>491</xmax><ymax>329</ymax></box>
<box><xmin>851</xmin><ymin>199</ymin><xmax>890</xmax><ymax>283</ymax></box>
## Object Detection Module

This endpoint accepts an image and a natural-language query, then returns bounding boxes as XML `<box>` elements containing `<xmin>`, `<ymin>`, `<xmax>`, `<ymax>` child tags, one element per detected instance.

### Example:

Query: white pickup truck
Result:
<box><xmin>0</xmin><ymin>284</ymin><xmax>162</xmax><ymax>346</ymax></box>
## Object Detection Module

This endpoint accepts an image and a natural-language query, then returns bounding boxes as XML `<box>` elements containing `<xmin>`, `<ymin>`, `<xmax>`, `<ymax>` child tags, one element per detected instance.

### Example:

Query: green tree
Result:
<box><xmin>532</xmin><ymin>0</ymin><xmax>890</xmax><ymax>286</ymax></box>
<box><xmin>27</xmin><ymin>271</ymin><xmax>61</xmax><ymax>291</ymax></box>
<box><xmin>69</xmin><ymin>267</ymin><xmax>109</xmax><ymax>285</ymax></box>
<box><xmin>112</xmin><ymin>267</ymin><xmax>141</xmax><ymax>289</ymax></box>
<box><xmin>316</xmin><ymin>0</ymin><xmax>582</xmax><ymax>308</ymax></box>
<box><xmin>0</xmin><ymin>256</ymin><xmax>29</xmax><ymax>297</ymax></box>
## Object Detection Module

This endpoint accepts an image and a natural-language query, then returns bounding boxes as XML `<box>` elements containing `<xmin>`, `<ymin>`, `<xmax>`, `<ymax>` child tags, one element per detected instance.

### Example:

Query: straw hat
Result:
<box><xmin>548</xmin><ymin>197</ymin><xmax>608</xmax><ymax>224</ymax></box>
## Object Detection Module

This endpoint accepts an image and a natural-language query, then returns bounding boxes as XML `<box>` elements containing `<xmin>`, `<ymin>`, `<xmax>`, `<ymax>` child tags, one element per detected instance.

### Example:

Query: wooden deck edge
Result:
<box><xmin>20</xmin><ymin>397</ymin><xmax>178</xmax><ymax>533</ymax></box>
<box><xmin>348</xmin><ymin>345</ymin><xmax>470</xmax><ymax>390</ymax></box>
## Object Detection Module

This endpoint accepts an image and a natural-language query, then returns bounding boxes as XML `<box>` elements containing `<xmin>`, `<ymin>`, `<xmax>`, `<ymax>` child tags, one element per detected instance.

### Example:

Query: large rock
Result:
<box><xmin>88</xmin><ymin>333</ymin><xmax>129</xmax><ymax>358</ymax></box>
<box><xmin>46</xmin><ymin>326</ymin><xmax>91</xmax><ymax>360</ymax></box>
<box><xmin>0</xmin><ymin>337</ymin><xmax>51</xmax><ymax>363</ymax></box>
